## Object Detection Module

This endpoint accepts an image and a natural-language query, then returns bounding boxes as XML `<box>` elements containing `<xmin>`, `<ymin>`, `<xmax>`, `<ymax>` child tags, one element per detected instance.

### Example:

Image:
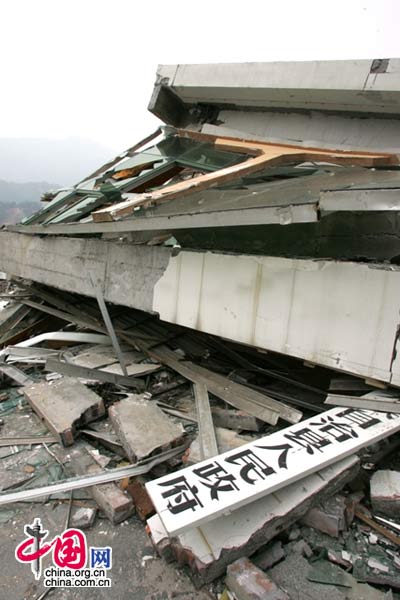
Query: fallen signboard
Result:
<box><xmin>146</xmin><ymin>407</ymin><xmax>400</xmax><ymax>535</ymax></box>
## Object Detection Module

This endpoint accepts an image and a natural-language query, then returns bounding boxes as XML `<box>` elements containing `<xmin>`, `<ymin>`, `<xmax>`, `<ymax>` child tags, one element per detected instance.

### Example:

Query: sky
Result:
<box><xmin>1</xmin><ymin>0</ymin><xmax>400</xmax><ymax>154</ymax></box>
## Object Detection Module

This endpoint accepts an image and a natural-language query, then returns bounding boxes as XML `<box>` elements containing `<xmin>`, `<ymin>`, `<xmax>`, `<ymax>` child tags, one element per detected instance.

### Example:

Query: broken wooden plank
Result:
<box><xmin>109</xmin><ymin>395</ymin><xmax>185</xmax><ymax>462</ymax></box>
<box><xmin>2</xmin><ymin>346</ymin><xmax>60</xmax><ymax>364</ymax></box>
<box><xmin>211</xmin><ymin>407</ymin><xmax>261</xmax><ymax>432</ymax></box>
<box><xmin>45</xmin><ymin>357</ymin><xmax>145</xmax><ymax>390</ymax></box>
<box><xmin>0</xmin><ymin>435</ymin><xmax>57</xmax><ymax>447</ymax></box>
<box><xmin>153</xmin><ymin>347</ymin><xmax>302</xmax><ymax>425</ymax></box>
<box><xmin>70</xmin><ymin>350</ymin><xmax>121</xmax><ymax>369</ymax></box>
<box><xmin>147</xmin><ymin>455</ymin><xmax>359</xmax><ymax>585</ymax></box>
<box><xmin>325</xmin><ymin>391</ymin><xmax>400</xmax><ymax>413</ymax></box>
<box><xmin>23</xmin><ymin>377</ymin><xmax>106</xmax><ymax>446</ymax></box>
<box><xmin>92</xmin><ymin>132</ymin><xmax>397</xmax><ymax>222</ymax></box>
<box><xmin>0</xmin><ymin>362</ymin><xmax>35</xmax><ymax>386</ymax></box>
<box><xmin>146</xmin><ymin>407</ymin><xmax>400</xmax><ymax>536</ymax></box>
<box><xmin>194</xmin><ymin>383</ymin><xmax>218</xmax><ymax>460</ymax></box>
<box><xmin>147</xmin><ymin>346</ymin><xmax>289</xmax><ymax>425</ymax></box>
<box><xmin>355</xmin><ymin>506</ymin><xmax>400</xmax><ymax>547</ymax></box>
<box><xmin>89</xmin><ymin>273</ymin><xmax>129</xmax><ymax>376</ymax></box>
<box><xmin>102</xmin><ymin>362</ymin><xmax>160</xmax><ymax>376</ymax></box>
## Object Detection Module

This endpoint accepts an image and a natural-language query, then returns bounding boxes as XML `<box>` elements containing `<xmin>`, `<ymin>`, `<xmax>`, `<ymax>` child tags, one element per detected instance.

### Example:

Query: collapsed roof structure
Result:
<box><xmin>3</xmin><ymin>59</ymin><xmax>400</xmax><ymax>385</ymax></box>
<box><xmin>2</xmin><ymin>59</ymin><xmax>400</xmax><ymax>596</ymax></box>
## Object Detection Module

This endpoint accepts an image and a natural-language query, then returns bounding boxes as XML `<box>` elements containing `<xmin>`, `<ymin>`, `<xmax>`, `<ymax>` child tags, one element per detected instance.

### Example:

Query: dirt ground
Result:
<box><xmin>0</xmin><ymin>502</ymin><xmax>216</xmax><ymax>600</ymax></box>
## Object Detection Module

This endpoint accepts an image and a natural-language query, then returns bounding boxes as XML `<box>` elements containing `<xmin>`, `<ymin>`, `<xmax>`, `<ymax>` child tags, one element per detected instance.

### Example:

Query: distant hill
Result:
<box><xmin>0</xmin><ymin>179</ymin><xmax>60</xmax><ymax>204</ymax></box>
<box><xmin>0</xmin><ymin>137</ymin><xmax>114</xmax><ymax>186</ymax></box>
<box><xmin>0</xmin><ymin>180</ymin><xmax>60</xmax><ymax>225</ymax></box>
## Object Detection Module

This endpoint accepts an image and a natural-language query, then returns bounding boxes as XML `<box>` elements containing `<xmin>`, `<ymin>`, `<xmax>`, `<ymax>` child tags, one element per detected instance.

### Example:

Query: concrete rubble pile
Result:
<box><xmin>0</xmin><ymin>58</ymin><xmax>400</xmax><ymax>598</ymax></box>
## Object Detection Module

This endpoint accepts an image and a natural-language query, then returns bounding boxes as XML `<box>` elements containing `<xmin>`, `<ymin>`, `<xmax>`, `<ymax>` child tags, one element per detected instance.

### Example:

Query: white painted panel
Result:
<box><xmin>175</xmin><ymin>252</ymin><xmax>203</xmax><ymax>330</ymax></box>
<box><xmin>153</xmin><ymin>252</ymin><xmax>180</xmax><ymax>323</ymax></box>
<box><xmin>255</xmin><ymin>259</ymin><xmax>399</xmax><ymax>379</ymax></box>
<box><xmin>146</xmin><ymin>408</ymin><xmax>400</xmax><ymax>535</ymax></box>
<box><xmin>154</xmin><ymin>251</ymin><xmax>400</xmax><ymax>382</ymax></box>
<box><xmin>197</xmin><ymin>253</ymin><xmax>260</xmax><ymax>343</ymax></box>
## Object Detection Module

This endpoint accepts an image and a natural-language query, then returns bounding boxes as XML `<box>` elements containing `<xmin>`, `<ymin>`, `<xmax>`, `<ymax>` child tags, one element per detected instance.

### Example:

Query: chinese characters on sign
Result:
<box><xmin>146</xmin><ymin>408</ymin><xmax>400</xmax><ymax>535</ymax></box>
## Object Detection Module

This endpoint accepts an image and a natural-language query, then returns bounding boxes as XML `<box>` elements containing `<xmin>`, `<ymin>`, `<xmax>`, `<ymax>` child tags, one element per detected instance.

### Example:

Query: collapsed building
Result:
<box><xmin>1</xmin><ymin>59</ymin><xmax>400</xmax><ymax>598</ymax></box>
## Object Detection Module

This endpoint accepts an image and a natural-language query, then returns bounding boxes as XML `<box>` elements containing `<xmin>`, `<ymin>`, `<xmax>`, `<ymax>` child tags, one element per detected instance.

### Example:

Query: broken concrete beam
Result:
<box><xmin>0</xmin><ymin>231</ymin><xmax>172</xmax><ymax>313</ymax></box>
<box><xmin>126</xmin><ymin>477</ymin><xmax>155</xmax><ymax>521</ymax></box>
<box><xmin>147</xmin><ymin>455</ymin><xmax>359</xmax><ymax>586</ymax></box>
<box><xmin>66</xmin><ymin>444</ymin><xmax>134</xmax><ymax>524</ymax></box>
<box><xmin>211</xmin><ymin>407</ymin><xmax>261</xmax><ymax>432</ymax></box>
<box><xmin>301</xmin><ymin>495</ymin><xmax>348</xmax><ymax>538</ymax></box>
<box><xmin>184</xmin><ymin>427</ymin><xmax>253</xmax><ymax>465</ymax></box>
<box><xmin>23</xmin><ymin>377</ymin><xmax>105</xmax><ymax>446</ymax></box>
<box><xmin>109</xmin><ymin>395</ymin><xmax>185</xmax><ymax>462</ymax></box>
<box><xmin>226</xmin><ymin>558</ymin><xmax>289</xmax><ymax>600</ymax></box>
<box><xmin>370</xmin><ymin>470</ymin><xmax>400</xmax><ymax>519</ymax></box>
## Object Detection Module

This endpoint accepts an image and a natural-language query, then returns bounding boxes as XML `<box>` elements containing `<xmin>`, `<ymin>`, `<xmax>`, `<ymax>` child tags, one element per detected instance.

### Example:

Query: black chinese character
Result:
<box><xmin>312</xmin><ymin>415</ymin><xmax>358</xmax><ymax>442</ymax></box>
<box><xmin>225</xmin><ymin>449</ymin><xmax>275</xmax><ymax>484</ymax></box>
<box><xmin>337</xmin><ymin>409</ymin><xmax>381</xmax><ymax>429</ymax></box>
<box><xmin>256</xmin><ymin>443</ymin><xmax>292</xmax><ymax>469</ymax></box>
<box><xmin>158</xmin><ymin>476</ymin><xmax>203</xmax><ymax>514</ymax></box>
<box><xmin>193</xmin><ymin>462</ymin><xmax>239</xmax><ymax>501</ymax></box>
<box><xmin>284</xmin><ymin>427</ymin><xmax>331</xmax><ymax>454</ymax></box>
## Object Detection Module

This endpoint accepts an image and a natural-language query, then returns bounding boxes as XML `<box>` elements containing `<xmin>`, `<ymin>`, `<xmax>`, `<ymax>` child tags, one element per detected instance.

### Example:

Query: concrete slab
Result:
<box><xmin>23</xmin><ymin>377</ymin><xmax>105</xmax><ymax>446</ymax></box>
<box><xmin>153</xmin><ymin>60</ymin><xmax>400</xmax><ymax>119</ymax></box>
<box><xmin>0</xmin><ymin>232</ymin><xmax>172</xmax><ymax>312</ymax></box>
<box><xmin>109</xmin><ymin>395</ymin><xmax>185</xmax><ymax>462</ymax></box>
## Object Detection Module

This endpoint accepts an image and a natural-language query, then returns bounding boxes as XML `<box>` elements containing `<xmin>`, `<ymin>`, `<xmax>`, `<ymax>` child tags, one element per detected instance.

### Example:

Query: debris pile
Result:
<box><xmin>1</xmin><ymin>58</ymin><xmax>400</xmax><ymax>598</ymax></box>
<box><xmin>0</xmin><ymin>281</ymin><xmax>399</xmax><ymax>597</ymax></box>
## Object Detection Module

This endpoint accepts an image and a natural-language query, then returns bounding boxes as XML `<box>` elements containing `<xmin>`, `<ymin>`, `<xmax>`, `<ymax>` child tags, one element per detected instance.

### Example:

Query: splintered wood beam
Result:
<box><xmin>92</xmin><ymin>130</ymin><xmax>398</xmax><ymax>222</ymax></box>
<box><xmin>194</xmin><ymin>382</ymin><xmax>218</xmax><ymax>460</ymax></box>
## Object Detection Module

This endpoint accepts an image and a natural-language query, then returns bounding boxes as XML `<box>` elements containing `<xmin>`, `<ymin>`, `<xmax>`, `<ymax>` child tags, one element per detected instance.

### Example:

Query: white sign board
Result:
<box><xmin>146</xmin><ymin>407</ymin><xmax>400</xmax><ymax>535</ymax></box>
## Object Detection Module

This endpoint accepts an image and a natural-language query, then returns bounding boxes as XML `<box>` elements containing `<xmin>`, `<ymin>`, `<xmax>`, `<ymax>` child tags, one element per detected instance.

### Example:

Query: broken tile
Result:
<box><xmin>211</xmin><ymin>408</ymin><xmax>261</xmax><ymax>432</ymax></box>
